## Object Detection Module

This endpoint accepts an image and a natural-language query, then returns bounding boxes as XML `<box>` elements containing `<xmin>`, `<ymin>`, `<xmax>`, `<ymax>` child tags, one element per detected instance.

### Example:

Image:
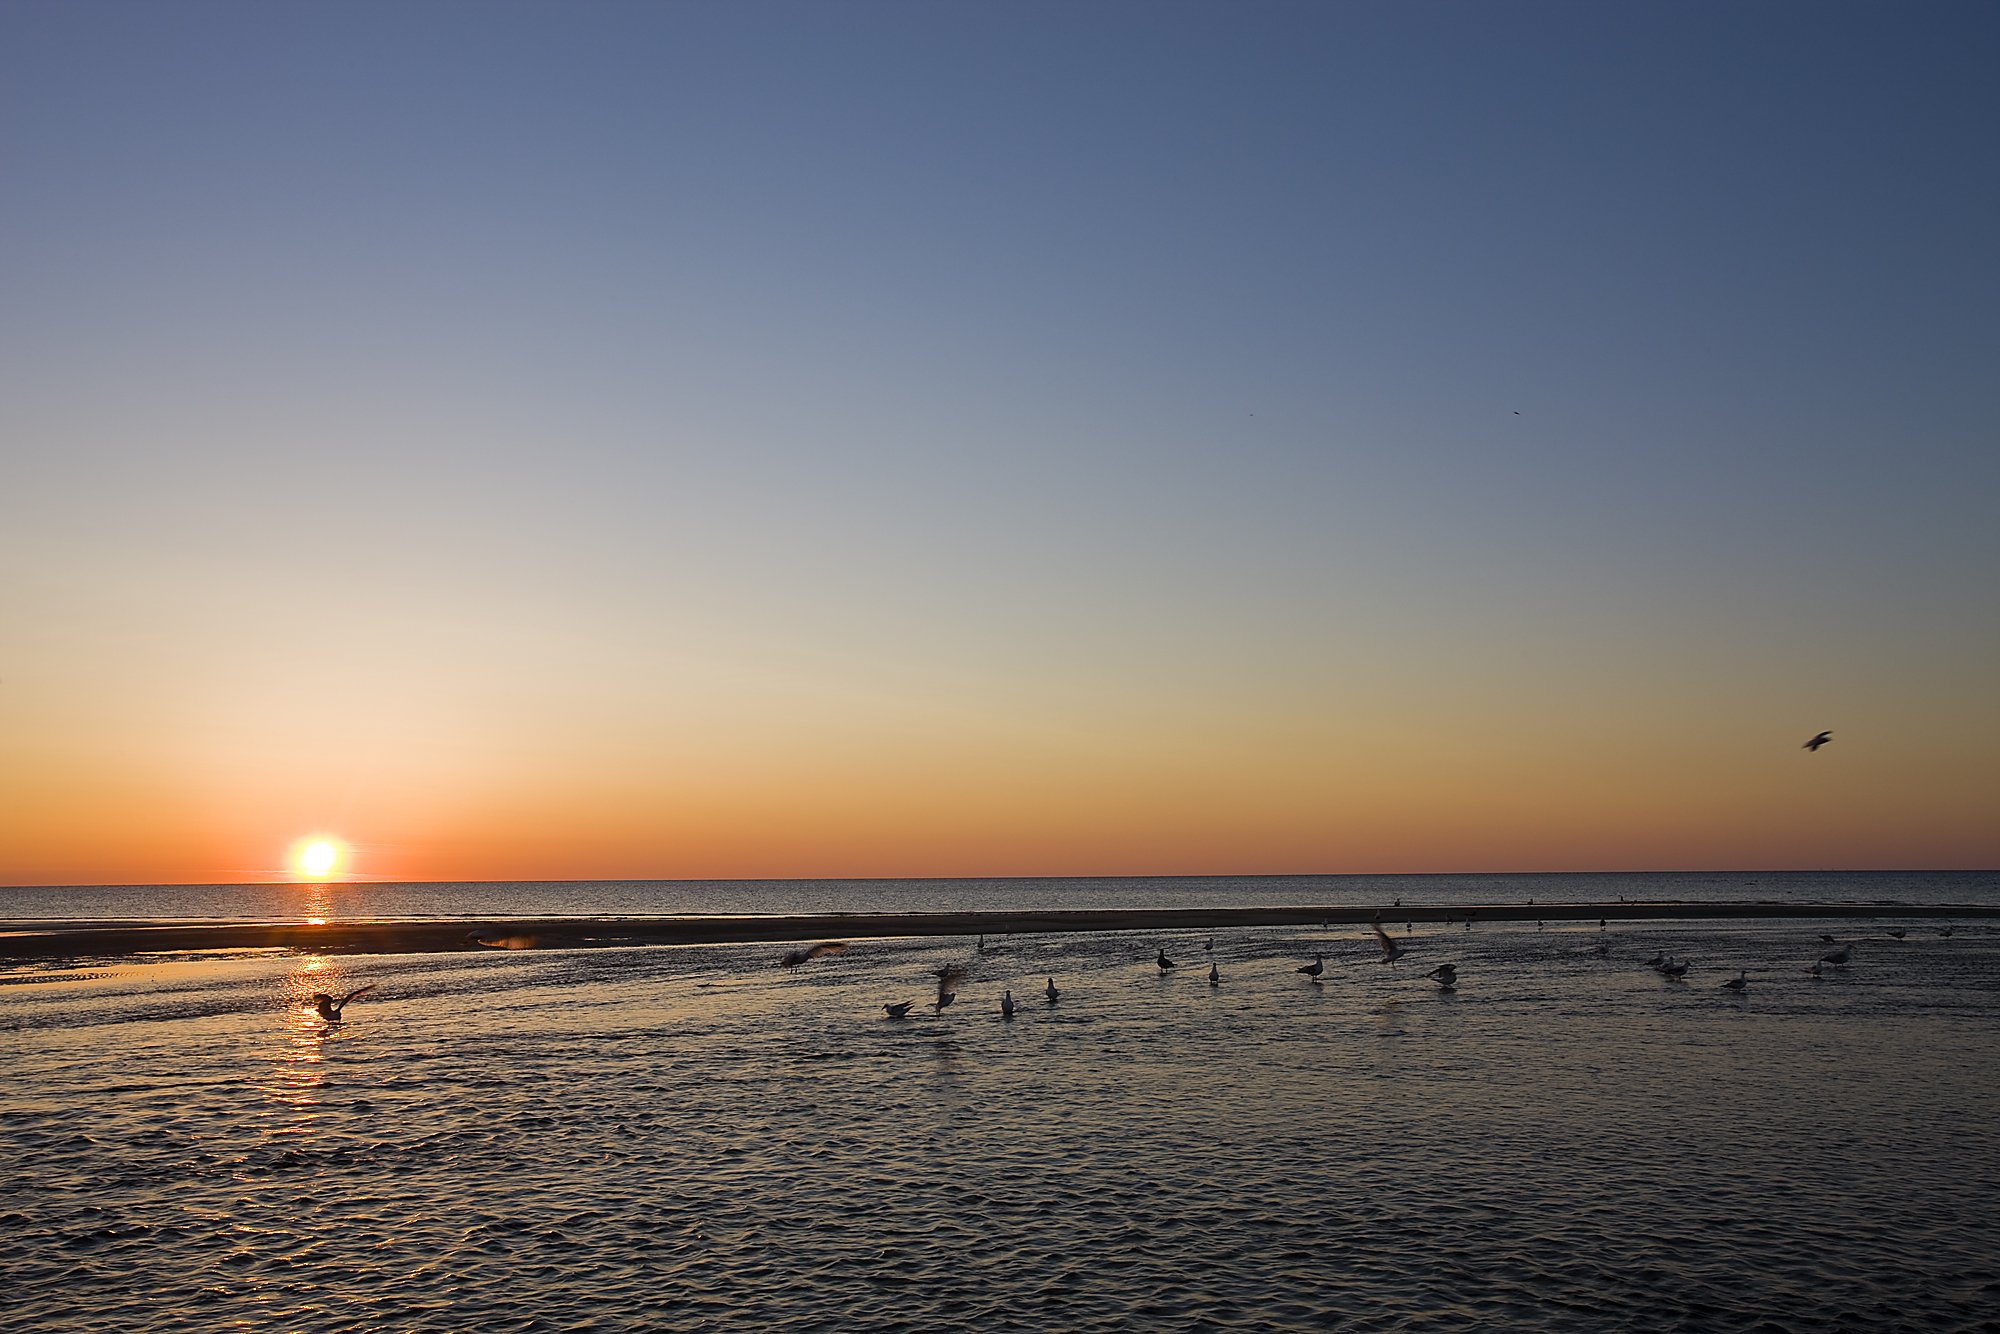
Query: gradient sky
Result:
<box><xmin>4</xmin><ymin>1</ymin><xmax>1996</xmax><ymax>885</ymax></box>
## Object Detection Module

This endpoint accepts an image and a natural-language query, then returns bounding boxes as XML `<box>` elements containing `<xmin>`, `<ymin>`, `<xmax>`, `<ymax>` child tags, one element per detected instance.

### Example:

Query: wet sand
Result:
<box><xmin>1</xmin><ymin>898</ymin><xmax>1989</xmax><ymax>960</ymax></box>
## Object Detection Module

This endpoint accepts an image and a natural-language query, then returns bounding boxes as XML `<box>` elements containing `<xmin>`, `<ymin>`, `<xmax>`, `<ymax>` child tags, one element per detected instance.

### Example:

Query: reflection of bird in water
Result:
<box><xmin>1821</xmin><ymin>945</ymin><xmax>1853</xmax><ymax>965</ymax></box>
<box><xmin>1804</xmin><ymin>730</ymin><xmax>1832</xmax><ymax>752</ymax></box>
<box><xmin>1371</xmin><ymin>921</ymin><xmax>1405</xmax><ymax>963</ymax></box>
<box><xmin>311</xmin><ymin>986</ymin><xmax>375</xmax><ymax>1023</ymax></box>
<box><xmin>1208</xmin><ymin>959</ymin><xmax>1220</xmax><ymax>986</ymax></box>
<box><xmin>1045</xmin><ymin>976</ymin><xmax>1060</xmax><ymax>1004</ymax></box>
<box><xmin>884</xmin><ymin>1001</ymin><xmax>914</xmax><ymax>1019</ymax></box>
<box><xmin>933</xmin><ymin>965</ymin><xmax>968</xmax><ymax>1013</ymax></box>
<box><xmin>1157</xmin><ymin>949</ymin><xmax>1176</xmax><ymax>973</ymax></box>
<box><xmin>1296</xmin><ymin>954</ymin><xmax>1324</xmax><ymax>982</ymax></box>
<box><xmin>1000</xmin><ymin>990</ymin><xmax>1016</xmax><ymax>1018</ymax></box>
<box><xmin>779</xmin><ymin>942</ymin><xmax>848</xmax><ymax>967</ymax></box>
<box><xmin>1721</xmin><ymin>971</ymin><xmax>1748</xmax><ymax>993</ymax></box>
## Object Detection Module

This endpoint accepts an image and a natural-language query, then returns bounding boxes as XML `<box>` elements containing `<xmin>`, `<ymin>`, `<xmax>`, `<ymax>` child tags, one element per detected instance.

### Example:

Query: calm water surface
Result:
<box><xmin>5</xmin><ymin>906</ymin><xmax>1997</xmax><ymax>1331</ymax></box>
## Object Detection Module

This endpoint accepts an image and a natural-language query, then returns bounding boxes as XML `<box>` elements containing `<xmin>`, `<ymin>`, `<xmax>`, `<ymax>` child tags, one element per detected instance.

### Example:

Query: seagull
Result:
<box><xmin>977</xmin><ymin>935</ymin><xmax>988</xmax><ymax>954</ymax></box>
<box><xmin>1371</xmin><ymin>921</ymin><xmax>1405</xmax><ymax>963</ymax></box>
<box><xmin>1157</xmin><ymin>949</ymin><xmax>1176</xmax><ymax>973</ymax></box>
<box><xmin>1208</xmin><ymin>959</ymin><xmax>1220</xmax><ymax>986</ymax></box>
<box><xmin>1804</xmin><ymin>731</ymin><xmax>1832</xmax><ymax>752</ymax></box>
<box><xmin>1819</xmin><ymin>934</ymin><xmax>1839</xmax><ymax>945</ymax></box>
<box><xmin>1821</xmin><ymin>945</ymin><xmax>1853</xmax><ymax>965</ymax></box>
<box><xmin>883</xmin><ymin>1001</ymin><xmax>914</xmax><ymax>1019</ymax></box>
<box><xmin>1886</xmin><ymin>929</ymin><xmax>1906</xmax><ymax>940</ymax></box>
<box><xmin>1645</xmin><ymin>951</ymin><xmax>1666</xmax><ymax>969</ymax></box>
<box><xmin>1661</xmin><ymin>958</ymin><xmax>1689</xmax><ymax>980</ymax></box>
<box><xmin>1045</xmin><ymin>976</ymin><xmax>1060</xmax><ymax>1004</ymax></box>
<box><xmin>1000</xmin><ymin>989</ymin><xmax>1016</xmax><ymax>1018</ymax></box>
<box><xmin>1297</xmin><ymin>954</ymin><xmax>1324</xmax><ymax>982</ymax></box>
<box><xmin>1436</xmin><ymin>978</ymin><xmax>1457</xmax><ymax>993</ymax></box>
<box><xmin>779</xmin><ymin>941</ymin><xmax>848</xmax><ymax>967</ymax></box>
<box><xmin>933</xmin><ymin>965</ymin><xmax>968</xmax><ymax>1013</ymax></box>
<box><xmin>1426</xmin><ymin>964</ymin><xmax>1457</xmax><ymax>984</ymax></box>
<box><xmin>1721</xmin><ymin>971</ymin><xmax>1748</xmax><ymax>992</ymax></box>
<box><xmin>310</xmin><ymin>985</ymin><xmax>375</xmax><ymax>1024</ymax></box>
<box><xmin>1204</xmin><ymin>936</ymin><xmax>1214</xmax><ymax>952</ymax></box>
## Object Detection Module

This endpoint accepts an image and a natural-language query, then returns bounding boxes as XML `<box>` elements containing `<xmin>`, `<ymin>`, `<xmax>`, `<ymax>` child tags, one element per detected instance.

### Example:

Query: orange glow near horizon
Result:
<box><xmin>291</xmin><ymin>837</ymin><xmax>345</xmax><ymax>881</ymax></box>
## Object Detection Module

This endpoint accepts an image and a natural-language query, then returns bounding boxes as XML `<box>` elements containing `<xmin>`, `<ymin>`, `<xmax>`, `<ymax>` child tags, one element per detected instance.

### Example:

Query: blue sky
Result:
<box><xmin>3</xmin><ymin>1</ymin><xmax>1996</xmax><ymax>881</ymax></box>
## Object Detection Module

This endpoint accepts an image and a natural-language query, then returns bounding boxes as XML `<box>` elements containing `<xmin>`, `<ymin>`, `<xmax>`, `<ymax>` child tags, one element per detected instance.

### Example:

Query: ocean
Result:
<box><xmin>5</xmin><ymin>871</ymin><xmax>1996</xmax><ymax>1330</ymax></box>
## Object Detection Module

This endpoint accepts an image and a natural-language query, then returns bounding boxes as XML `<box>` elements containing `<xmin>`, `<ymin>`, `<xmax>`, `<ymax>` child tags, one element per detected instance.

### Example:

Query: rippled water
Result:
<box><xmin>5</xmin><ymin>916</ymin><xmax>1996</xmax><ymax>1331</ymax></box>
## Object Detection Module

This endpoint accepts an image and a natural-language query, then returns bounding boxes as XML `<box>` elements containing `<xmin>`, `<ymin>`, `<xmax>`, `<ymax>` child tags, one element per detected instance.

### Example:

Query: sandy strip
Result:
<box><xmin>0</xmin><ymin>900</ymin><xmax>1990</xmax><ymax>960</ymax></box>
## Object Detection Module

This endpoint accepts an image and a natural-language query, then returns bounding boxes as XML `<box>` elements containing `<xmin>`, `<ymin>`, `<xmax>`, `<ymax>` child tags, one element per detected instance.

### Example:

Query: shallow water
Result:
<box><xmin>5</xmin><ymin>917</ymin><xmax>1997</xmax><ymax>1331</ymax></box>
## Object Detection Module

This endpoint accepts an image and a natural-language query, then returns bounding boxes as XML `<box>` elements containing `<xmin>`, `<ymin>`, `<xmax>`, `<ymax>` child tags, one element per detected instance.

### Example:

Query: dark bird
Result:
<box><xmin>1806</xmin><ymin>962</ymin><xmax>1823</xmax><ymax>980</ymax></box>
<box><xmin>1204</xmin><ymin>936</ymin><xmax>1214</xmax><ymax>952</ymax></box>
<box><xmin>1940</xmin><ymin>926</ymin><xmax>1955</xmax><ymax>938</ymax></box>
<box><xmin>779</xmin><ymin>941</ymin><xmax>848</xmax><ymax>967</ymax></box>
<box><xmin>1661</xmin><ymin>958</ymin><xmax>1689</xmax><ymax>980</ymax></box>
<box><xmin>1208</xmin><ymin>959</ymin><xmax>1220</xmax><ymax>986</ymax></box>
<box><xmin>1000</xmin><ymin>989</ymin><xmax>1016</xmax><ymax>1019</ymax></box>
<box><xmin>1297</xmin><ymin>954</ymin><xmax>1325</xmax><ymax>982</ymax></box>
<box><xmin>1371</xmin><ymin>921</ymin><xmax>1406</xmax><ymax>964</ymax></box>
<box><xmin>1821</xmin><ymin>945</ymin><xmax>1853</xmax><ymax>965</ymax></box>
<box><xmin>1819</xmin><ymin>934</ymin><xmax>1839</xmax><ymax>945</ymax></box>
<box><xmin>1804</xmin><ymin>731</ymin><xmax>1832</xmax><ymax>752</ymax></box>
<box><xmin>933</xmin><ymin>965</ymin><xmax>968</xmax><ymax>1013</ymax></box>
<box><xmin>1157</xmin><ymin>949</ymin><xmax>1176</xmax><ymax>973</ymax></box>
<box><xmin>1045</xmin><ymin>976</ymin><xmax>1060</xmax><ymax>1004</ymax></box>
<box><xmin>1426</xmin><ymin>964</ymin><xmax>1457</xmax><ymax>984</ymax></box>
<box><xmin>1721</xmin><ymin>971</ymin><xmax>1748</xmax><ymax>993</ymax></box>
<box><xmin>1887</xmin><ymin>929</ymin><xmax>1906</xmax><ymax>940</ymax></box>
<box><xmin>883</xmin><ymin>1001</ymin><xmax>914</xmax><ymax>1019</ymax></box>
<box><xmin>310</xmin><ymin>985</ymin><xmax>375</xmax><ymax>1024</ymax></box>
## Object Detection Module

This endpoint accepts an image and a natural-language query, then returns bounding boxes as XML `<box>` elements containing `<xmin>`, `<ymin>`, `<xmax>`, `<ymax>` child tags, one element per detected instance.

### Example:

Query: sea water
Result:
<box><xmin>3</xmin><ymin>876</ymin><xmax>1996</xmax><ymax>1330</ymax></box>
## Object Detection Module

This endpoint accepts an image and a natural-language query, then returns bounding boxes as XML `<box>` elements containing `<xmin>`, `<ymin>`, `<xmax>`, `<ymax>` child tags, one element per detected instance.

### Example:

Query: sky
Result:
<box><xmin>3</xmin><ymin>0</ymin><xmax>1996</xmax><ymax>885</ymax></box>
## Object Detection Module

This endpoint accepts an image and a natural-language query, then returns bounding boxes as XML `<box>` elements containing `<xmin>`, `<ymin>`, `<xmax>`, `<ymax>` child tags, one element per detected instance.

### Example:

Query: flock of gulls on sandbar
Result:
<box><xmin>760</xmin><ymin>917</ymin><xmax>1957</xmax><ymax>1021</ymax></box>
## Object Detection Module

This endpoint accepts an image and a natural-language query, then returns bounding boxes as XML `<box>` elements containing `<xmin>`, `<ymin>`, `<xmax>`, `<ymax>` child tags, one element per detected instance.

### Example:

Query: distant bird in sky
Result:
<box><xmin>1804</xmin><ymin>731</ymin><xmax>1833</xmax><ymax>752</ymax></box>
<box><xmin>883</xmin><ymin>1001</ymin><xmax>914</xmax><ymax>1019</ymax></box>
<box><xmin>1000</xmin><ymin>989</ymin><xmax>1016</xmax><ymax>1019</ymax></box>
<box><xmin>779</xmin><ymin>941</ymin><xmax>848</xmax><ymax>967</ymax></box>
<box><xmin>1721</xmin><ymin>971</ymin><xmax>1748</xmax><ymax>993</ymax></box>
<box><xmin>1045</xmin><ymin>976</ymin><xmax>1060</xmax><ymax>1004</ymax></box>
<box><xmin>1297</xmin><ymin>954</ymin><xmax>1324</xmax><ymax>982</ymax></box>
<box><xmin>1208</xmin><ymin>959</ymin><xmax>1220</xmax><ymax>986</ymax></box>
<box><xmin>310</xmin><ymin>985</ymin><xmax>375</xmax><ymax>1024</ymax></box>
<box><xmin>1371</xmin><ymin>921</ymin><xmax>1406</xmax><ymax>963</ymax></box>
<box><xmin>933</xmin><ymin>965</ymin><xmax>968</xmax><ymax>1013</ymax></box>
<box><xmin>1157</xmin><ymin>949</ymin><xmax>1176</xmax><ymax>973</ymax></box>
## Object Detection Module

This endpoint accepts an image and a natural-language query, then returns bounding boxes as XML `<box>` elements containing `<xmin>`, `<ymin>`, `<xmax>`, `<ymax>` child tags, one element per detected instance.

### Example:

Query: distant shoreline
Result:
<box><xmin>1</xmin><ymin>899</ymin><xmax>1990</xmax><ymax>961</ymax></box>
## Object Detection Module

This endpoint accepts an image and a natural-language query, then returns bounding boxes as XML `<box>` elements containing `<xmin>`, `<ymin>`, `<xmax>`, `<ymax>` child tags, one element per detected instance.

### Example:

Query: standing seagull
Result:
<box><xmin>884</xmin><ymin>1001</ymin><xmax>915</xmax><ymax>1019</ymax></box>
<box><xmin>1721</xmin><ymin>971</ymin><xmax>1749</xmax><ymax>993</ymax></box>
<box><xmin>1157</xmin><ymin>949</ymin><xmax>1177</xmax><ymax>974</ymax></box>
<box><xmin>1000</xmin><ymin>990</ymin><xmax>1017</xmax><ymax>1018</ymax></box>
<box><xmin>1821</xmin><ymin>945</ymin><xmax>1853</xmax><ymax>965</ymax></box>
<box><xmin>1371</xmin><ymin>921</ymin><xmax>1406</xmax><ymax>964</ymax></box>
<box><xmin>1208</xmin><ymin>959</ymin><xmax>1220</xmax><ymax>987</ymax></box>
<box><xmin>1045</xmin><ymin>976</ymin><xmax>1060</xmax><ymax>1004</ymax></box>
<box><xmin>933</xmin><ymin>965</ymin><xmax>968</xmax><ymax>1013</ymax></box>
<box><xmin>1804</xmin><ymin>731</ymin><xmax>1833</xmax><ymax>752</ymax></box>
<box><xmin>1297</xmin><ymin>954</ymin><xmax>1325</xmax><ymax>983</ymax></box>
<box><xmin>310</xmin><ymin>985</ymin><xmax>375</xmax><ymax>1024</ymax></box>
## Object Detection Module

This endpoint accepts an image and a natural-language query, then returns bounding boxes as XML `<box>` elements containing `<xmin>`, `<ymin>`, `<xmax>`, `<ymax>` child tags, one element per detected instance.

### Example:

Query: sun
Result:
<box><xmin>291</xmin><ymin>837</ymin><xmax>346</xmax><ymax>880</ymax></box>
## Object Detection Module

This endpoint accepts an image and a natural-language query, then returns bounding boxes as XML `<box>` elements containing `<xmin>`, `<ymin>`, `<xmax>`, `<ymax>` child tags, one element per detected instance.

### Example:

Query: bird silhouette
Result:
<box><xmin>1821</xmin><ymin>945</ymin><xmax>1853</xmax><ymax>965</ymax></box>
<box><xmin>883</xmin><ymin>1001</ymin><xmax>915</xmax><ymax>1019</ymax></box>
<box><xmin>1887</xmin><ymin>929</ymin><xmax>1906</xmax><ymax>940</ymax></box>
<box><xmin>1661</xmin><ymin>958</ymin><xmax>1689</xmax><ymax>980</ymax></box>
<box><xmin>1208</xmin><ymin>959</ymin><xmax>1220</xmax><ymax>986</ymax></box>
<box><xmin>1804</xmin><ymin>731</ymin><xmax>1832</xmax><ymax>752</ymax></box>
<box><xmin>1371</xmin><ymin>921</ymin><xmax>1405</xmax><ymax>963</ymax></box>
<box><xmin>1297</xmin><ymin>954</ymin><xmax>1325</xmax><ymax>982</ymax></box>
<box><xmin>933</xmin><ymin>965</ymin><xmax>968</xmax><ymax>1013</ymax></box>
<box><xmin>1000</xmin><ymin>989</ymin><xmax>1016</xmax><ymax>1018</ymax></box>
<box><xmin>1721</xmin><ymin>971</ymin><xmax>1748</xmax><ymax>993</ymax></box>
<box><xmin>1426</xmin><ymin>964</ymin><xmax>1457</xmax><ymax>984</ymax></box>
<box><xmin>310</xmin><ymin>985</ymin><xmax>375</xmax><ymax>1024</ymax></box>
<box><xmin>779</xmin><ymin>942</ymin><xmax>848</xmax><ymax>967</ymax></box>
<box><xmin>1044</xmin><ymin>976</ymin><xmax>1060</xmax><ymax>1004</ymax></box>
<box><xmin>1157</xmin><ymin>949</ymin><xmax>1176</xmax><ymax>973</ymax></box>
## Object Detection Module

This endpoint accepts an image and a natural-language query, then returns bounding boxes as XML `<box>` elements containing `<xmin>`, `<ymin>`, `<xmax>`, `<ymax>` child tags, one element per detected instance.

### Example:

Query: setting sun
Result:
<box><xmin>292</xmin><ymin>838</ymin><xmax>344</xmax><ymax>880</ymax></box>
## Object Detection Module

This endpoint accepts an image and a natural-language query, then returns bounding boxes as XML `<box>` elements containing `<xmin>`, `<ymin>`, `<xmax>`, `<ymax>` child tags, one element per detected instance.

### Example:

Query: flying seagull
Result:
<box><xmin>310</xmin><ymin>985</ymin><xmax>376</xmax><ymax>1024</ymax></box>
<box><xmin>1371</xmin><ymin>921</ymin><xmax>1406</xmax><ymax>964</ymax></box>
<box><xmin>1426</xmin><ymin>964</ymin><xmax>1457</xmax><ymax>984</ymax></box>
<box><xmin>779</xmin><ymin>941</ymin><xmax>848</xmax><ymax>967</ymax></box>
<box><xmin>933</xmin><ymin>965</ymin><xmax>968</xmax><ymax>1013</ymax></box>
<box><xmin>883</xmin><ymin>1001</ymin><xmax>915</xmax><ymax>1019</ymax></box>
<box><xmin>1804</xmin><ymin>731</ymin><xmax>1832</xmax><ymax>752</ymax></box>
